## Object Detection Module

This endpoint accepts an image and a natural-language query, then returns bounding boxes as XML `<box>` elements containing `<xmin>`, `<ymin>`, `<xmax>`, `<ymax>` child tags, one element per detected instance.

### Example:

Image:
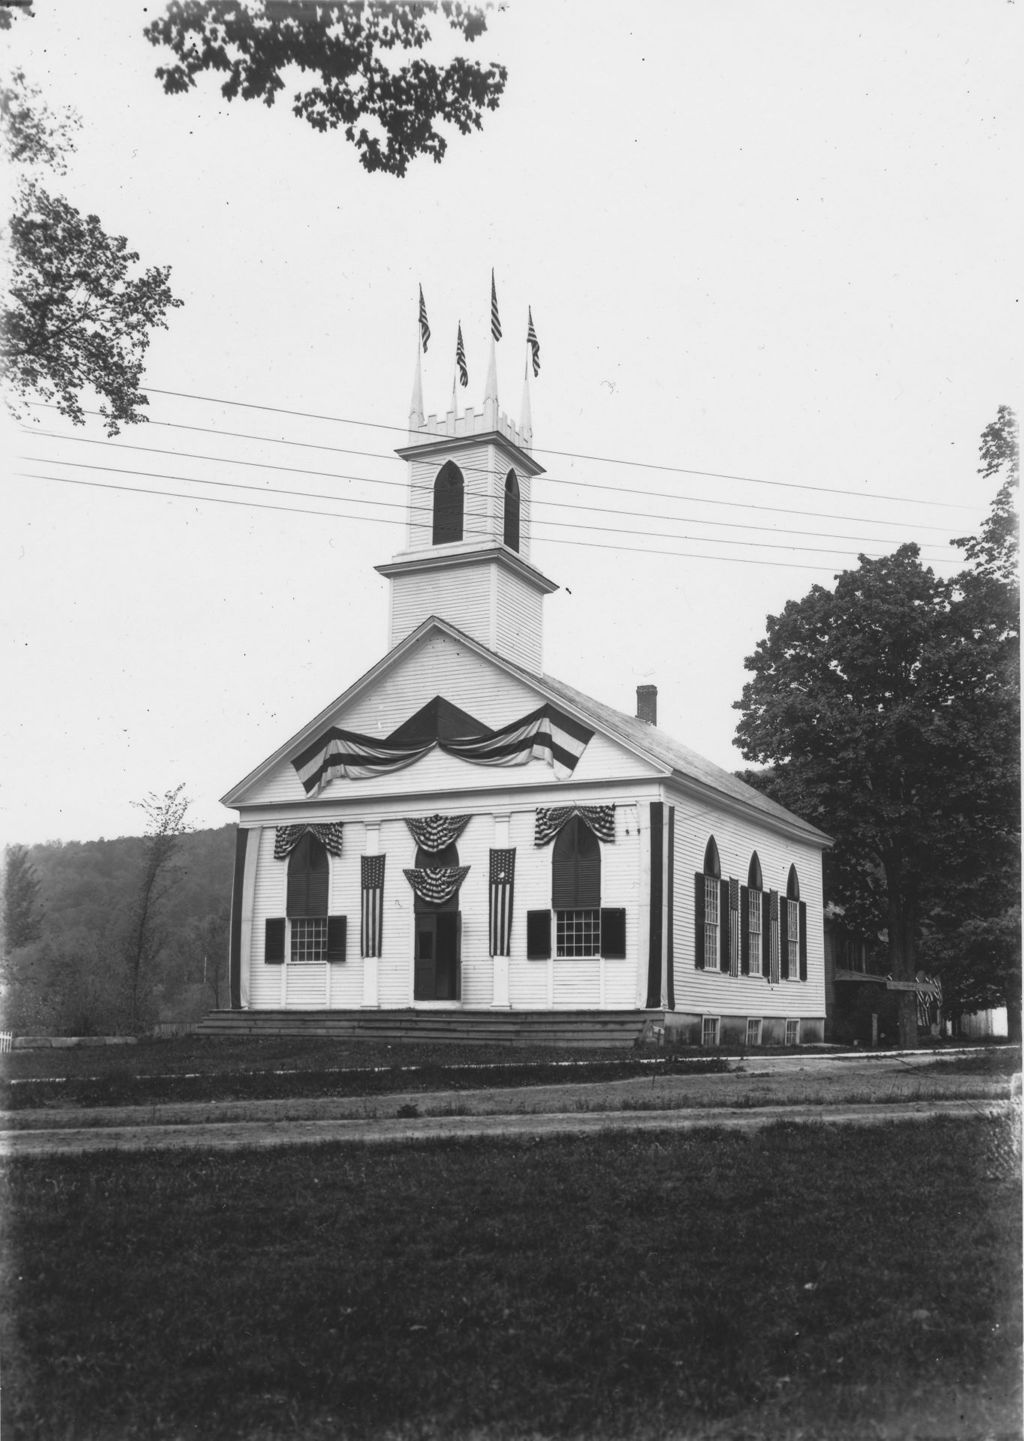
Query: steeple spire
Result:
<box><xmin>410</xmin><ymin>341</ymin><xmax>424</xmax><ymax>427</ymax></box>
<box><xmin>483</xmin><ymin>336</ymin><xmax>499</xmax><ymax>429</ymax></box>
<box><xmin>519</xmin><ymin>362</ymin><xmax>533</xmax><ymax>444</ymax></box>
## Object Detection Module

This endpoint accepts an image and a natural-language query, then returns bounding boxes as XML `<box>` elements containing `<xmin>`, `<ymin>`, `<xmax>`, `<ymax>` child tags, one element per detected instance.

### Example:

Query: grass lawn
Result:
<box><xmin>1</xmin><ymin>1118</ymin><xmax>1020</xmax><ymax>1440</ymax></box>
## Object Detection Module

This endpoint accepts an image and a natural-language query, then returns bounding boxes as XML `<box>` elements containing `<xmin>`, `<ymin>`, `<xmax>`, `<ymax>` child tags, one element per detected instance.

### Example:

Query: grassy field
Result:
<box><xmin>2</xmin><ymin>1035</ymin><xmax>1016</xmax><ymax>1112</ymax></box>
<box><xmin>1</xmin><ymin>1118</ymin><xmax>1020</xmax><ymax>1441</ymax></box>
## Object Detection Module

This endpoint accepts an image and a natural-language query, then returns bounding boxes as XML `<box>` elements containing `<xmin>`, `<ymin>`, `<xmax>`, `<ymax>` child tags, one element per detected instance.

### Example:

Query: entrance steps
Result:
<box><xmin>194</xmin><ymin>1009</ymin><xmax>660</xmax><ymax>1050</ymax></box>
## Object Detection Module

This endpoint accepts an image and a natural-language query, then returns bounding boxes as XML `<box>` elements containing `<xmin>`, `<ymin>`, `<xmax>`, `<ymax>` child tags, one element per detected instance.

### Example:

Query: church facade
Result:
<box><xmin>222</xmin><ymin>338</ymin><xmax>830</xmax><ymax>1044</ymax></box>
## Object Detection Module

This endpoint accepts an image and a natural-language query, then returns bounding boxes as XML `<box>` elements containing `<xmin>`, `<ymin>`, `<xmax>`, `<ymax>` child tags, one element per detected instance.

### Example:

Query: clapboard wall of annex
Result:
<box><xmin>670</xmin><ymin>789</ymin><xmax>827</xmax><ymax>1019</ymax></box>
<box><xmin>239</xmin><ymin>630</ymin><xmax>655</xmax><ymax>807</ymax></box>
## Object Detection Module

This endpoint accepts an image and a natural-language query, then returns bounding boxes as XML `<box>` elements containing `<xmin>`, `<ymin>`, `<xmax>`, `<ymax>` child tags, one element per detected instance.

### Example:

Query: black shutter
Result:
<box><xmin>527</xmin><ymin>910</ymin><xmax>551</xmax><ymax>960</ymax></box>
<box><xmin>600</xmin><ymin>908</ymin><xmax>626</xmax><ymax>959</ymax></box>
<box><xmin>265</xmin><ymin>917</ymin><xmax>285</xmax><ymax>964</ymax></box>
<box><xmin>763</xmin><ymin>892</ymin><xmax>773</xmax><ymax>981</ymax></box>
<box><xmin>781</xmin><ymin>901</ymin><xmax>791</xmax><ymax>979</ymax></box>
<box><xmin>740</xmin><ymin>884</ymin><xmax>750</xmax><ymax>975</ymax></box>
<box><xmin>799</xmin><ymin>901</ymin><xmax>808</xmax><ymax>981</ymax></box>
<box><xmin>326</xmin><ymin>915</ymin><xmax>346</xmax><ymax>963</ymax></box>
<box><xmin>694</xmin><ymin>873</ymin><xmax>705</xmax><ymax>968</ymax></box>
<box><xmin>719</xmin><ymin>879</ymin><xmax>730</xmax><ymax>972</ymax></box>
<box><xmin>552</xmin><ymin>818</ymin><xmax>600</xmax><ymax>910</ymax></box>
<box><xmin>287</xmin><ymin>834</ymin><xmax>328</xmax><ymax>917</ymax></box>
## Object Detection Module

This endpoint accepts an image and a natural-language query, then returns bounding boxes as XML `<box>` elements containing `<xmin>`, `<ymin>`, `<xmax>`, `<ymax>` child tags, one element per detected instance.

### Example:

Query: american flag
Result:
<box><xmin>490</xmin><ymin>269</ymin><xmax>502</xmax><ymax>341</ymax></box>
<box><xmin>455</xmin><ymin>322</ymin><xmax>468</xmax><ymax>387</ymax></box>
<box><xmin>527</xmin><ymin>307</ymin><xmax>540</xmax><ymax>376</ymax></box>
<box><xmin>418</xmin><ymin>284</ymin><xmax>430</xmax><ymax>352</ymax></box>
<box><xmin>489</xmin><ymin>848</ymin><xmax>516</xmax><ymax>956</ymax></box>
<box><xmin>361</xmin><ymin>854</ymin><xmax>386</xmax><ymax>958</ymax></box>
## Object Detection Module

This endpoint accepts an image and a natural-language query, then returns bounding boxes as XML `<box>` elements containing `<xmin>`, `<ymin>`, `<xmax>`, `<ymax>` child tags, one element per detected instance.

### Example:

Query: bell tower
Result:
<box><xmin>375</xmin><ymin>336</ymin><xmax>557</xmax><ymax>672</ymax></box>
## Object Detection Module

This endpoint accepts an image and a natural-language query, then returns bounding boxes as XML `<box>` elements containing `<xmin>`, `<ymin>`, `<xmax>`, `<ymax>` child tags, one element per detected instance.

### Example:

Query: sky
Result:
<box><xmin>2</xmin><ymin>0</ymin><xmax>1020</xmax><ymax>846</ymax></box>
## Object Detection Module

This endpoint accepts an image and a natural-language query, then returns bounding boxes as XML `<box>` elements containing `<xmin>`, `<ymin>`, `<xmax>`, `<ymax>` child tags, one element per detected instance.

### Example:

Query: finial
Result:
<box><xmin>410</xmin><ymin>341</ymin><xmax>424</xmax><ymax>427</ymax></box>
<box><xmin>520</xmin><ymin>361</ymin><xmax>533</xmax><ymax>444</ymax></box>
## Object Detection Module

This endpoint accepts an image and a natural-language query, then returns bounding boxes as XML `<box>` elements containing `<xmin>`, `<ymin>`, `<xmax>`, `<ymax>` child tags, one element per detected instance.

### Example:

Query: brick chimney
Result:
<box><xmin>636</xmin><ymin>684</ymin><xmax>657</xmax><ymax>725</ymax></box>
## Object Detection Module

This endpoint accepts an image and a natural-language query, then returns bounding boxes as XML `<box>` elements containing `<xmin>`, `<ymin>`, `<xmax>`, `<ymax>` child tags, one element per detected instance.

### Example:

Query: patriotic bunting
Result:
<box><xmin>273</xmin><ymin>823</ymin><xmax>344</xmax><ymax>859</ymax></box>
<box><xmin>361</xmin><ymin>854</ymin><xmax>386</xmax><ymax>958</ymax></box>
<box><xmin>293</xmin><ymin>702</ymin><xmax>594</xmax><ymax>796</ymax></box>
<box><xmin>489</xmin><ymin>848</ymin><xmax>515</xmax><ymax>956</ymax></box>
<box><xmin>527</xmin><ymin>307</ymin><xmax>540</xmax><ymax>376</ymax></box>
<box><xmin>534</xmin><ymin>805</ymin><xmax>616</xmax><ymax>847</ymax></box>
<box><xmin>403</xmin><ymin>866</ymin><xmax>470</xmax><ymax>905</ymax></box>
<box><xmin>490</xmin><ymin>269</ymin><xmax>502</xmax><ymax>341</ymax></box>
<box><xmin>418</xmin><ymin>284</ymin><xmax>430</xmax><ymax>352</ymax></box>
<box><xmin>456</xmin><ymin>323</ymin><xmax>468</xmax><ymax>387</ymax></box>
<box><xmin>405</xmin><ymin>814</ymin><xmax>471</xmax><ymax>853</ymax></box>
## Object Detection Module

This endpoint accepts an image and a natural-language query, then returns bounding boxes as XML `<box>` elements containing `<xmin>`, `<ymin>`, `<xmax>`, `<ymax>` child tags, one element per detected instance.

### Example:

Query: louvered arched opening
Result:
<box><xmin>552</xmin><ymin>816</ymin><xmax>601</xmax><ymax>956</ymax></box>
<box><xmin>703</xmin><ymin>836</ymin><xmax>721</xmax><ymax>879</ymax></box>
<box><xmin>503</xmin><ymin>469</ymin><xmax>520</xmax><ymax>551</ymax></box>
<box><xmin>286</xmin><ymin>833</ymin><xmax>330</xmax><ymax>964</ymax></box>
<box><xmin>432</xmin><ymin>461</ymin><xmax>464</xmax><ymax>544</ymax></box>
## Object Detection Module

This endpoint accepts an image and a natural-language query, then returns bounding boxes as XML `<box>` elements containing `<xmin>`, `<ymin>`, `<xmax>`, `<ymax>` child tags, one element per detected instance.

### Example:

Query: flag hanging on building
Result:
<box><xmin>418</xmin><ymin>284</ymin><xmax>430</xmax><ymax>352</ymax></box>
<box><xmin>527</xmin><ymin>307</ymin><xmax>540</xmax><ymax>376</ymax></box>
<box><xmin>489</xmin><ymin>848</ymin><xmax>516</xmax><ymax>956</ymax></box>
<box><xmin>490</xmin><ymin>269</ymin><xmax>502</xmax><ymax>341</ymax></box>
<box><xmin>455</xmin><ymin>323</ymin><xmax>468</xmax><ymax>387</ymax></box>
<box><xmin>361</xmin><ymin>854</ymin><xmax>386</xmax><ymax>957</ymax></box>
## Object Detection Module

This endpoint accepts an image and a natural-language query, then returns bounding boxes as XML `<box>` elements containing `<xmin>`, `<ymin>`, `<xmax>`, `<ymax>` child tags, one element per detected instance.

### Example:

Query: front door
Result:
<box><xmin>414</xmin><ymin>912</ymin><xmax>461</xmax><ymax>1000</ymax></box>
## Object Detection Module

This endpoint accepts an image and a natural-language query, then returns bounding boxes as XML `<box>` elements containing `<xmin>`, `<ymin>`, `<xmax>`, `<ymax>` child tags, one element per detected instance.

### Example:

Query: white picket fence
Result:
<box><xmin>0</xmin><ymin>1031</ymin><xmax>13</xmax><ymax>1054</ymax></box>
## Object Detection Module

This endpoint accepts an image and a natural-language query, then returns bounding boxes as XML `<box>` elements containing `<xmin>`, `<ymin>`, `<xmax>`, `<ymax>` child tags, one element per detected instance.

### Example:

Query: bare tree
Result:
<box><xmin>122</xmin><ymin>784</ymin><xmax>191</xmax><ymax>1031</ymax></box>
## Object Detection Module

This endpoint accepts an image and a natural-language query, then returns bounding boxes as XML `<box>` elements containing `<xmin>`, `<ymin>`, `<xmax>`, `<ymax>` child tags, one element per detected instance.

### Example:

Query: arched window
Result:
<box><xmin>432</xmin><ymin>461</ymin><xmax>464</xmax><ymax>544</ymax></box>
<box><xmin>743</xmin><ymin>852</ymin><xmax>763</xmax><ymax>977</ymax></box>
<box><xmin>783</xmin><ymin>865</ymin><xmax>803</xmax><ymax>982</ymax></box>
<box><xmin>553</xmin><ymin>816</ymin><xmax>601</xmax><ymax>956</ymax></box>
<box><xmin>695</xmin><ymin>836</ymin><xmax>722</xmax><ymax>970</ymax></box>
<box><xmin>503</xmin><ymin>469</ymin><xmax>520</xmax><ymax>551</ymax></box>
<box><xmin>413</xmin><ymin>843</ymin><xmax>461</xmax><ymax>999</ymax></box>
<box><xmin>286</xmin><ymin>833</ymin><xmax>329</xmax><ymax>964</ymax></box>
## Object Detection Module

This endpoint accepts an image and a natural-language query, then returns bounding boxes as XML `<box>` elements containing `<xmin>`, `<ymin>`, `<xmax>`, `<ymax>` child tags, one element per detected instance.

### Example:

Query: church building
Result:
<box><xmin>221</xmin><ymin>315</ymin><xmax>830</xmax><ymax>1045</ymax></box>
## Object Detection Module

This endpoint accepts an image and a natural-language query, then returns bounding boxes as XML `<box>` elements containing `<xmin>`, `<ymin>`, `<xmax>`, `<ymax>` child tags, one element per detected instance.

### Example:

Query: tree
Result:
<box><xmin>734</xmin><ymin>544</ymin><xmax>1013</xmax><ymax>1048</ymax></box>
<box><xmin>3</xmin><ymin>843</ymin><xmax>42</xmax><ymax>952</ymax></box>
<box><xmin>121</xmin><ymin>784</ymin><xmax>192</xmax><ymax>1031</ymax></box>
<box><xmin>1</xmin><ymin>9</ymin><xmax>183</xmax><ymax>432</ymax></box>
<box><xmin>144</xmin><ymin>0</ymin><xmax>507</xmax><ymax>176</ymax></box>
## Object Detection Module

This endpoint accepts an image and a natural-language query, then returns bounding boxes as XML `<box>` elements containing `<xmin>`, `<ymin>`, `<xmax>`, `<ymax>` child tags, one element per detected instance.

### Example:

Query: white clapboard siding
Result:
<box><xmin>284</xmin><ymin>963</ymin><xmax>328</xmax><ymax>1009</ymax></box>
<box><xmin>671</xmin><ymin>789</ymin><xmax>826</xmax><ymax>1018</ymax></box>
<box><xmin>494</xmin><ymin>566</ymin><xmax>545</xmax><ymax>670</ymax></box>
<box><xmin>389</xmin><ymin>559</ymin><xmax>495</xmax><ymax>653</ymax></box>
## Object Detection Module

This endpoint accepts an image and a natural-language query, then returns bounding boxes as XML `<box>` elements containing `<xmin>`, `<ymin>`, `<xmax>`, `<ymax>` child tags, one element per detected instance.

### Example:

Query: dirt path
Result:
<box><xmin>2</xmin><ymin>1098</ymin><xmax>1013</xmax><ymax>1156</ymax></box>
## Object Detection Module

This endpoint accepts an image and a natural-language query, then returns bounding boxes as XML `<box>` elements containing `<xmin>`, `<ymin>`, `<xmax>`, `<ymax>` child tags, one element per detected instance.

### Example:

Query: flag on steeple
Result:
<box><xmin>455</xmin><ymin>322</ymin><xmax>468</xmax><ymax>387</ymax></box>
<box><xmin>526</xmin><ymin>307</ymin><xmax>540</xmax><ymax>377</ymax></box>
<box><xmin>418</xmin><ymin>284</ymin><xmax>430</xmax><ymax>352</ymax></box>
<box><xmin>490</xmin><ymin>269</ymin><xmax>502</xmax><ymax>341</ymax></box>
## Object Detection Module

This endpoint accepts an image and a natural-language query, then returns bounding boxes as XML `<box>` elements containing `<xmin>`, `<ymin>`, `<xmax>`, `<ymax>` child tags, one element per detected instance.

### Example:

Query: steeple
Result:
<box><xmin>376</xmin><ymin>321</ymin><xmax>557</xmax><ymax>672</ymax></box>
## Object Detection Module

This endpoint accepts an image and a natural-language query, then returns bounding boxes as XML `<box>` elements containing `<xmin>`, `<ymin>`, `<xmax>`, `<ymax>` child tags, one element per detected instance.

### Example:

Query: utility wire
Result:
<box><xmin>13</xmin><ymin>470</ymin><xmax>862</xmax><ymax>574</ymax></box>
<box><xmin>17</xmin><ymin>455</ymin><xmax>951</xmax><ymax>562</ymax></box>
<box><xmin>20</xmin><ymin>429</ymin><xmax>959</xmax><ymax>555</ymax></box>
<box><xmin>139</xmin><ymin>385</ymin><xmax>977</xmax><ymax>512</ymax></box>
<box><xmin>25</xmin><ymin>401</ymin><xmax>966</xmax><ymax>534</ymax></box>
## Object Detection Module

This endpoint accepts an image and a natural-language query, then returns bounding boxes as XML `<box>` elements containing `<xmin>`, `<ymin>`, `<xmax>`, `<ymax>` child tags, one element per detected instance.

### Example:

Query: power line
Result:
<box><xmin>140</xmin><ymin>385</ymin><xmax>977</xmax><ymax>511</ymax></box>
<box><xmin>20</xmin><ymin>429</ymin><xmax>959</xmax><ymax>555</ymax></box>
<box><xmin>26</xmin><ymin>401</ymin><xmax>966</xmax><ymax>534</ymax></box>
<box><xmin>13</xmin><ymin>469</ymin><xmax>865</xmax><ymax>574</ymax></box>
<box><xmin>17</xmin><ymin>454</ymin><xmax>952</xmax><ymax>563</ymax></box>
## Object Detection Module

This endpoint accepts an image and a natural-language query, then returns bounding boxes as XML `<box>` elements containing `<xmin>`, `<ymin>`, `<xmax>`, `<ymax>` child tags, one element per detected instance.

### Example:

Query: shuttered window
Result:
<box><xmin>552</xmin><ymin>819</ymin><xmax>601</xmax><ymax>957</ymax></box>
<box><xmin>747</xmin><ymin>886</ymin><xmax>763</xmax><ymax>976</ymax></box>
<box><xmin>786</xmin><ymin>899</ymin><xmax>801</xmax><ymax>979</ymax></box>
<box><xmin>704</xmin><ymin>874</ymin><xmax>720</xmax><ymax>965</ymax></box>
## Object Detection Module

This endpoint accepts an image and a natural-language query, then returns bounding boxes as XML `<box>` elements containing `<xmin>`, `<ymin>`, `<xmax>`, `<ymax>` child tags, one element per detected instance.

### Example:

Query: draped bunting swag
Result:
<box><xmin>405</xmin><ymin>814</ymin><xmax>471</xmax><ymax>853</ymax></box>
<box><xmin>274</xmin><ymin>823</ymin><xmax>344</xmax><ymax>859</ymax></box>
<box><xmin>292</xmin><ymin>703</ymin><xmax>594</xmax><ymax>795</ymax></box>
<box><xmin>403</xmin><ymin>866</ymin><xmax>471</xmax><ymax>905</ymax></box>
<box><xmin>534</xmin><ymin>805</ymin><xmax>616</xmax><ymax>847</ymax></box>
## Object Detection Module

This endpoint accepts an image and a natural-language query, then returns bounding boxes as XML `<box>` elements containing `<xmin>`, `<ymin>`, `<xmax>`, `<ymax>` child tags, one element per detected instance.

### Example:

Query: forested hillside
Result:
<box><xmin>1</xmin><ymin>825</ymin><xmax>235</xmax><ymax>1034</ymax></box>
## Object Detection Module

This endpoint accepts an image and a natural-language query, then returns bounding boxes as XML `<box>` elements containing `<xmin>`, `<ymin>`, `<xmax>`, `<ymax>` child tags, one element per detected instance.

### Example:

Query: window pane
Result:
<box><xmin>291</xmin><ymin>917</ymin><xmax>327</xmax><ymax>964</ymax></box>
<box><xmin>556</xmin><ymin>909</ymin><xmax>601</xmax><ymax>957</ymax></box>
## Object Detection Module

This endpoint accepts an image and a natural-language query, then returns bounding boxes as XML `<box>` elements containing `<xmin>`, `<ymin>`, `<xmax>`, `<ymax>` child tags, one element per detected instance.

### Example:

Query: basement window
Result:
<box><xmin>745</xmin><ymin>1017</ymin><xmax>763</xmax><ymax>1048</ymax></box>
<box><xmin>701</xmin><ymin>1015</ymin><xmax>720</xmax><ymax>1049</ymax></box>
<box><xmin>785</xmin><ymin>1018</ymin><xmax>801</xmax><ymax>1047</ymax></box>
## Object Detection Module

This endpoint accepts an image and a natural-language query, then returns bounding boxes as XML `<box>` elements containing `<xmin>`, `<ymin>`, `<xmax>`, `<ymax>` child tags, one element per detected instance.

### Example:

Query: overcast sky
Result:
<box><xmin>2</xmin><ymin>0</ymin><xmax>1020</xmax><ymax>846</ymax></box>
